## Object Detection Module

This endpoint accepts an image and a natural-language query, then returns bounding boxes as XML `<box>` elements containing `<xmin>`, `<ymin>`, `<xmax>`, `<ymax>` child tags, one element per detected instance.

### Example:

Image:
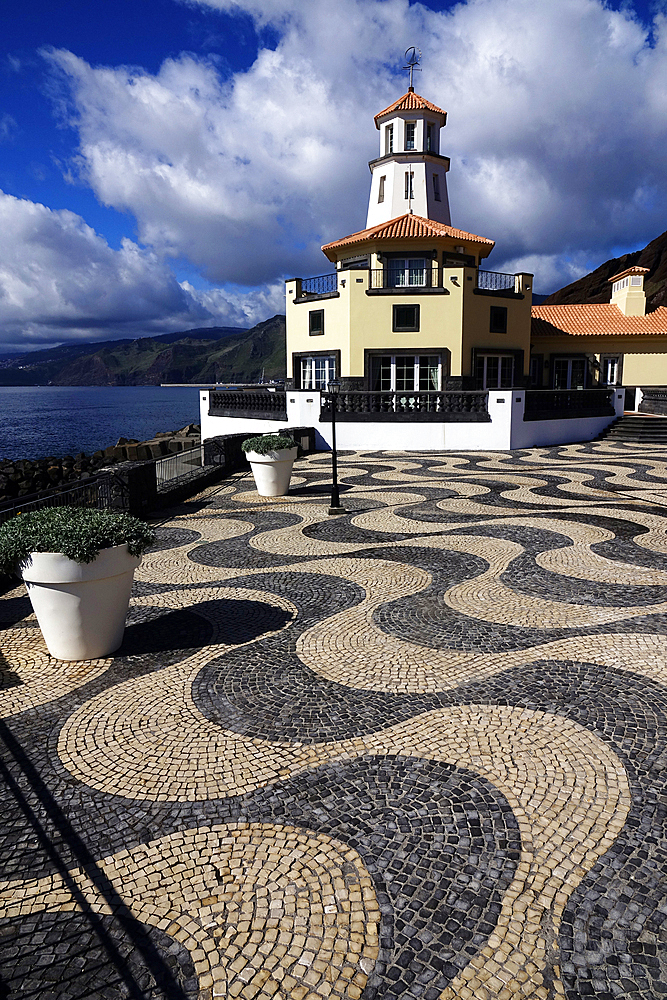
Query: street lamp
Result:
<box><xmin>327</xmin><ymin>379</ymin><xmax>346</xmax><ymax>515</ymax></box>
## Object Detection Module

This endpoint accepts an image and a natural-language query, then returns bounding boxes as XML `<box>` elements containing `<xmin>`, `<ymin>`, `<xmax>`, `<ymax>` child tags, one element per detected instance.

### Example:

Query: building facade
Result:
<box><xmin>530</xmin><ymin>267</ymin><xmax>667</xmax><ymax>412</ymax></box>
<box><xmin>201</xmin><ymin>89</ymin><xmax>628</xmax><ymax>450</ymax></box>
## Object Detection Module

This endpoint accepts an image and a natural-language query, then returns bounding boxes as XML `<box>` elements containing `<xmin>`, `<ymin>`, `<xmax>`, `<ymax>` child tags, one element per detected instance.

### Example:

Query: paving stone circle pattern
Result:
<box><xmin>3</xmin><ymin>438</ymin><xmax>667</xmax><ymax>998</ymax></box>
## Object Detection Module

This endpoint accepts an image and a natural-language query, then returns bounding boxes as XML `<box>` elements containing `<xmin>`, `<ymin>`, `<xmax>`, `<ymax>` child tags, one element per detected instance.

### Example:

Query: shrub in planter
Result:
<box><xmin>0</xmin><ymin>506</ymin><xmax>155</xmax><ymax>661</ymax></box>
<box><xmin>241</xmin><ymin>434</ymin><xmax>298</xmax><ymax>497</ymax></box>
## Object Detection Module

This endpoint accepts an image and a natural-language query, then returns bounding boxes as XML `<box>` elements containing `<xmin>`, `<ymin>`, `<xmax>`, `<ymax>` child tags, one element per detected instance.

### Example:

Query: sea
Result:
<box><xmin>0</xmin><ymin>386</ymin><xmax>202</xmax><ymax>461</ymax></box>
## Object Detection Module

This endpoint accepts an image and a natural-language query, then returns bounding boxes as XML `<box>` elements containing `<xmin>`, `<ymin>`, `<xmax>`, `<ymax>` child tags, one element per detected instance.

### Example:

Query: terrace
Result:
<box><xmin>291</xmin><ymin>265</ymin><xmax>526</xmax><ymax>301</ymax></box>
<box><xmin>3</xmin><ymin>440</ymin><xmax>667</xmax><ymax>998</ymax></box>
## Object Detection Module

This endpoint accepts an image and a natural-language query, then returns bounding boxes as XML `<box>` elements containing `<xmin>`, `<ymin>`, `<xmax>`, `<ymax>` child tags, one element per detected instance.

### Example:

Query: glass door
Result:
<box><xmin>475</xmin><ymin>354</ymin><xmax>514</xmax><ymax>389</ymax></box>
<box><xmin>388</xmin><ymin>258</ymin><xmax>427</xmax><ymax>287</ymax></box>
<box><xmin>553</xmin><ymin>358</ymin><xmax>586</xmax><ymax>389</ymax></box>
<box><xmin>300</xmin><ymin>356</ymin><xmax>336</xmax><ymax>389</ymax></box>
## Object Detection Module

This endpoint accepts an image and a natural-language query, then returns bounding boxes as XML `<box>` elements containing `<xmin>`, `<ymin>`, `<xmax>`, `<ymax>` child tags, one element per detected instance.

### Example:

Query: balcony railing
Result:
<box><xmin>301</xmin><ymin>273</ymin><xmax>338</xmax><ymax>295</ymax></box>
<box><xmin>155</xmin><ymin>446</ymin><xmax>204</xmax><ymax>490</ymax></box>
<box><xmin>368</xmin><ymin>268</ymin><xmax>440</xmax><ymax>290</ymax></box>
<box><xmin>321</xmin><ymin>390</ymin><xmax>490</xmax><ymax>422</ymax></box>
<box><xmin>209</xmin><ymin>390</ymin><xmax>288</xmax><ymax>421</ymax></box>
<box><xmin>477</xmin><ymin>270</ymin><xmax>517</xmax><ymax>291</ymax></box>
<box><xmin>524</xmin><ymin>388</ymin><xmax>615</xmax><ymax>421</ymax></box>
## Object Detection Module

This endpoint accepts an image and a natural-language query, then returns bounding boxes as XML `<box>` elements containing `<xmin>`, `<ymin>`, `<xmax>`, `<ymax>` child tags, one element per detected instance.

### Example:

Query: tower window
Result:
<box><xmin>426</xmin><ymin>123</ymin><xmax>434</xmax><ymax>152</ymax></box>
<box><xmin>490</xmin><ymin>306</ymin><xmax>508</xmax><ymax>334</ymax></box>
<box><xmin>392</xmin><ymin>304</ymin><xmax>420</xmax><ymax>332</ymax></box>
<box><xmin>378</xmin><ymin>175</ymin><xmax>385</xmax><ymax>203</ymax></box>
<box><xmin>405</xmin><ymin>122</ymin><xmax>416</xmax><ymax>150</ymax></box>
<box><xmin>385</xmin><ymin>125</ymin><xmax>394</xmax><ymax>155</ymax></box>
<box><xmin>404</xmin><ymin>171</ymin><xmax>414</xmax><ymax>200</ymax></box>
<box><xmin>309</xmin><ymin>310</ymin><xmax>324</xmax><ymax>336</ymax></box>
<box><xmin>433</xmin><ymin>174</ymin><xmax>441</xmax><ymax>201</ymax></box>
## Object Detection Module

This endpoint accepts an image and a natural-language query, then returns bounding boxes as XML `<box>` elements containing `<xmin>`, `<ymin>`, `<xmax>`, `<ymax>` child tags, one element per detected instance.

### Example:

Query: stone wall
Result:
<box><xmin>0</xmin><ymin>424</ymin><xmax>201</xmax><ymax>504</ymax></box>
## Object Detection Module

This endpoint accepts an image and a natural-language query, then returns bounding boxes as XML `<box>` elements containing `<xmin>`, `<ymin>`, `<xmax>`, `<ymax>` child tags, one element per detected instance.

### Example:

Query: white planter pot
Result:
<box><xmin>21</xmin><ymin>544</ymin><xmax>141</xmax><ymax>661</ymax></box>
<box><xmin>245</xmin><ymin>446</ymin><xmax>298</xmax><ymax>497</ymax></box>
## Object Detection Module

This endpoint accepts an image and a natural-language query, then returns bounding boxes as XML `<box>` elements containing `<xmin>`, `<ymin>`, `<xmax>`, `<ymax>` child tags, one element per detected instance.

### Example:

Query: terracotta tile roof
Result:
<box><xmin>374</xmin><ymin>91</ymin><xmax>447</xmax><ymax>127</ymax></box>
<box><xmin>608</xmin><ymin>265</ymin><xmax>650</xmax><ymax>283</ymax></box>
<box><xmin>531</xmin><ymin>303</ymin><xmax>667</xmax><ymax>337</ymax></box>
<box><xmin>322</xmin><ymin>214</ymin><xmax>494</xmax><ymax>256</ymax></box>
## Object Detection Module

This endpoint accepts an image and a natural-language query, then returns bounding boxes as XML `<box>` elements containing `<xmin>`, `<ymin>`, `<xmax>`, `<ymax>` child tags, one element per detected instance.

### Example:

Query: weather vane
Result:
<box><xmin>403</xmin><ymin>47</ymin><xmax>422</xmax><ymax>90</ymax></box>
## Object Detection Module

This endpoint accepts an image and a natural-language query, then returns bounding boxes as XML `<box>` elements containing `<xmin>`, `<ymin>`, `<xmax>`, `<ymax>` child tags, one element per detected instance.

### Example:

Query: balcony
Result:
<box><xmin>209</xmin><ymin>390</ymin><xmax>288</xmax><ymax>421</ymax></box>
<box><xmin>320</xmin><ymin>390</ymin><xmax>490</xmax><ymax>422</ymax></box>
<box><xmin>290</xmin><ymin>267</ymin><xmax>528</xmax><ymax>301</ymax></box>
<box><xmin>291</xmin><ymin>273</ymin><xmax>339</xmax><ymax>303</ymax></box>
<box><xmin>367</xmin><ymin>268</ymin><xmax>447</xmax><ymax>294</ymax></box>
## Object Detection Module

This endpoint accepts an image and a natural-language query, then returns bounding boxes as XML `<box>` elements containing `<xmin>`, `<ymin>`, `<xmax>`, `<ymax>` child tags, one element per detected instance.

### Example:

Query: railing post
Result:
<box><xmin>99</xmin><ymin>460</ymin><xmax>157</xmax><ymax>518</ymax></box>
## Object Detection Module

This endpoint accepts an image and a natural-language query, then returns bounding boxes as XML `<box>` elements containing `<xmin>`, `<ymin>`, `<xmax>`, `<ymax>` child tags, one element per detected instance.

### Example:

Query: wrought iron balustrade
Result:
<box><xmin>300</xmin><ymin>273</ymin><xmax>338</xmax><ymax>295</ymax></box>
<box><xmin>156</xmin><ymin>446</ymin><xmax>204</xmax><ymax>489</ymax></box>
<box><xmin>321</xmin><ymin>390</ymin><xmax>490</xmax><ymax>422</ymax></box>
<box><xmin>368</xmin><ymin>268</ymin><xmax>439</xmax><ymax>290</ymax></box>
<box><xmin>477</xmin><ymin>270</ymin><xmax>517</xmax><ymax>291</ymax></box>
<box><xmin>0</xmin><ymin>474</ymin><xmax>109</xmax><ymax>524</ymax></box>
<box><xmin>209</xmin><ymin>390</ymin><xmax>288</xmax><ymax>420</ymax></box>
<box><xmin>524</xmin><ymin>388</ymin><xmax>615</xmax><ymax>421</ymax></box>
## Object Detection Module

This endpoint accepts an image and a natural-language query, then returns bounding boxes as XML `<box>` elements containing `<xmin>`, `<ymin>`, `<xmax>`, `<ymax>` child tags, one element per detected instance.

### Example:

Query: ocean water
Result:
<box><xmin>0</xmin><ymin>386</ymin><xmax>202</xmax><ymax>461</ymax></box>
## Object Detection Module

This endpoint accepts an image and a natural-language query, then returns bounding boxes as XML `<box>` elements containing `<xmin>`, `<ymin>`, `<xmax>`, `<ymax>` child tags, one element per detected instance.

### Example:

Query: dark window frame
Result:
<box><xmin>364</xmin><ymin>347</ymin><xmax>451</xmax><ymax>390</ymax></box>
<box><xmin>291</xmin><ymin>349</ymin><xmax>341</xmax><ymax>389</ymax></box>
<box><xmin>489</xmin><ymin>305</ymin><xmax>508</xmax><ymax>334</ymax></box>
<box><xmin>471</xmin><ymin>347</ymin><xmax>524</xmax><ymax>389</ymax></box>
<box><xmin>392</xmin><ymin>303</ymin><xmax>420</xmax><ymax>332</ymax></box>
<box><xmin>308</xmin><ymin>309</ymin><xmax>324</xmax><ymax>337</ymax></box>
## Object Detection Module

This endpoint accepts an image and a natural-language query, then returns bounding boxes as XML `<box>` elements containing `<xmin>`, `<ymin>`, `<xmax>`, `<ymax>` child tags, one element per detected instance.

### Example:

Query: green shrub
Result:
<box><xmin>0</xmin><ymin>506</ymin><xmax>156</xmax><ymax>575</ymax></box>
<box><xmin>242</xmin><ymin>434</ymin><xmax>296</xmax><ymax>456</ymax></box>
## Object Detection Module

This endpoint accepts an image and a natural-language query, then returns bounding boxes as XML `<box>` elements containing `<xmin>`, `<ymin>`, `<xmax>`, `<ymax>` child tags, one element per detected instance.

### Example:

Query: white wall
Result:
<box><xmin>200</xmin><ymin>389</ymin><xmax>623</xmax><ymax>453</ymax></box>
<box><xmin>284</xmin><ymin>390</ymin><xmax>513</xmax><ymax>451</ymax></box>
<box><xmin>509</xmin><ymin>389</ymin><xmax>624</xmax><ymax>449</ymax></box>
<box><xmin>199</xmin><ymin>391</ymin><xmax>290</xmax><ymax>440</ymax></box>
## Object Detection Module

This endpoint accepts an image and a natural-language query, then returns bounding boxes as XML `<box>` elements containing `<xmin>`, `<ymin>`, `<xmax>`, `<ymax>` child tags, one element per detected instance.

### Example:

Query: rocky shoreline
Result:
<box><xmin>0</xmin><ymin>424</ymin><xmax>201</xmax><ymax>505</ymax></box>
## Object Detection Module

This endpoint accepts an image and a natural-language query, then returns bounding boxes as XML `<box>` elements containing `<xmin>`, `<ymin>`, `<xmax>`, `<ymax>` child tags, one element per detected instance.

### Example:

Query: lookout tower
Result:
<box><xmin>367</xmin><ymin>90</ymin><xmax>451</xmax><ymax>228</ymax></box>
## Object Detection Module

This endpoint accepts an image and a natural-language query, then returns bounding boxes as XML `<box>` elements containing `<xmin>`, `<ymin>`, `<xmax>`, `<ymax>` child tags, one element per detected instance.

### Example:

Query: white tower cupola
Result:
<box><xmin>366</xmin><ymin>90</ymin><xmax>451</xmax><ymax>228</ymax></box>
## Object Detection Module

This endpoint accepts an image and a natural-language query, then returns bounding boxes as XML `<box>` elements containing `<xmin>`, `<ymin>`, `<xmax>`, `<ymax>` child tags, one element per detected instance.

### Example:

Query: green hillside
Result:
<box><xmin>0</xmin><ymin>316</ymin><xmax>286</xmax><ymax>386</ymax></box>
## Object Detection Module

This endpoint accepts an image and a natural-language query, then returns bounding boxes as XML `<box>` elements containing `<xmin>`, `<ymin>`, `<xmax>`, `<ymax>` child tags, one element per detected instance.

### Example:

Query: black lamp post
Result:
<box><xmin>327</xmin><ymin>379</ymin><xmax>346</xmax><ymax>515</ymax></box>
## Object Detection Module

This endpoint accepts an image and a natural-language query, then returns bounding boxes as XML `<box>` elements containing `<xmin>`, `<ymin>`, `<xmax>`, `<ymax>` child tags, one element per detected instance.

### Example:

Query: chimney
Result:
<box><xmin>609</xmin><ymin>266</ymin><xmax>648</xmax><ymax>316</ymax></box>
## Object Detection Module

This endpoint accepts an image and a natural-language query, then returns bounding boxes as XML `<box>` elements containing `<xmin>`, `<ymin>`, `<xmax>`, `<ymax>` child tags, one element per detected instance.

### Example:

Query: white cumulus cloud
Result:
<box><xmin>4</xmin><ymin>0</ymin><xmax>666</xmax><ymax>350</ymax></box>
<box><xmin>0</xmin><ymin>191</ymin><xmax>281</xmax><ymax>351</ymax></box>
<box><xmin>44</xmin><ymin>0</ymin><xmax>667</xmax><ymax>297</ymax></box>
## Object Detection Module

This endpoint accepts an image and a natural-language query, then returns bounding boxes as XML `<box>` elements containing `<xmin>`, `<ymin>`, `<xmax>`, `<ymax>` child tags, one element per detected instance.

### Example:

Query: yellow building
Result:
<box><xmin>285</xmin><ymin>90</ymin><xmax>535</xmax><ymax>398</ymax></box>
<box><xmin>202</xmin><ymin>88</ymin><xmax>627</xmax><ymax>450</ymax></box>
<box><xmin>531</xmin><ymin>267</ymin><xmax>667</xmax><ymax>412</ymax></box>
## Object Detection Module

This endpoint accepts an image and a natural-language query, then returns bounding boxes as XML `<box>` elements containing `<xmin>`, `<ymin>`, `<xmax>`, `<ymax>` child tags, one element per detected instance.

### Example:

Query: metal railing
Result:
<box><xmin>477</xmin><ymin>270</ymin><xmax>517</xmax><ymax>291</ymax></box>
<box><xmin>368</xmin><ymin>268</ymin><xmax>438</xmax><ymax>290</ymax></box>
<box><xmin>155</xmin><ymin>446</ymin><xmax>204</xmax><ymax>489</ymax></box>
<box><xmin>524</xmin><ymin>388</ymin><xmax>615</xmax><ymax>421</ymax></box>
<box><xmin>301</xmin><ymin>273</ymin><xmax>338</xmax><ymax>295</ymax></box>
<box><xmin>321</xmin><ymin>390</ymin><xmax>490</xmax><ymax>421</ymax></box>
<box><xmin>0</xmin><ymin>474</ymin><xmax>109</xmax><ymax>524</ymax></box>
<box><xmin>209</xmin><ymin>390</ymin><xmax>288</xmax><ymax>420</ymax></box>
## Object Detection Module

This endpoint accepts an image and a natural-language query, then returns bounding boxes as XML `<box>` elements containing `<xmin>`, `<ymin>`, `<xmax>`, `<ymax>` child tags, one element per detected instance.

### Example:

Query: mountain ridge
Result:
<box><xmin>0</xmin><ymin>317</ymin><xmax>286</xmax><ymax>386</ymax></box>
<box><xmin>542</xmin><ymin>229</ymin><xmax>667</xmax><ymax>310</ymax></box>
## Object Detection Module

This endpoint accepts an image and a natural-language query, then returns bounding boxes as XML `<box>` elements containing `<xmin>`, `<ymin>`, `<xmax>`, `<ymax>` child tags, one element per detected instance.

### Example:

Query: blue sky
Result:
<box><xmin>1</xmin><ymin>0</ymin><xmax>666</xmax><ymax>351</ymax></box>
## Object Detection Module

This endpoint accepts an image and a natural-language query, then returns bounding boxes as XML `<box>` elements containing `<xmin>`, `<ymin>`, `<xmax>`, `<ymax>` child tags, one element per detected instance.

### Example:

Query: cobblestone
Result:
<box><xmin>2</xmin><ymin>442</ymin><xmax>667</xmax><ymax>997</ymax></box>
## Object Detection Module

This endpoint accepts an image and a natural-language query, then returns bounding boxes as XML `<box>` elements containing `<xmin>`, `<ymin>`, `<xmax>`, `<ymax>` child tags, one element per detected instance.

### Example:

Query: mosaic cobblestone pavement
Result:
<box><xmin>3</xmin><ymin>439</ymin><xmax>667</xmax><ymax>999</ymax></box>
